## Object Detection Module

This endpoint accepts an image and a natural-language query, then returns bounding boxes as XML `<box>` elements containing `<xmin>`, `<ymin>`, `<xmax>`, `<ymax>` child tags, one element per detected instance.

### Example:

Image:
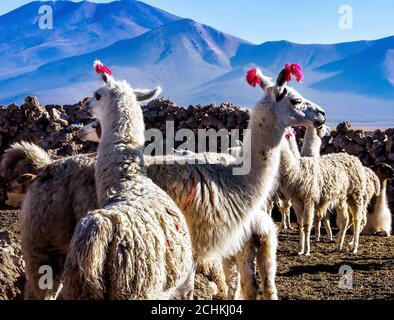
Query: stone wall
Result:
<box><xmin>0</xmin><ymin>97</ymin><xmax>393</xmax><ymax>211</ymax></box>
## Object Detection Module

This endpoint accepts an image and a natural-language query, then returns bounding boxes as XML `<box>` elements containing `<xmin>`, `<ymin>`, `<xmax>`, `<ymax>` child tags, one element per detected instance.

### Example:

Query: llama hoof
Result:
<box><xmin>352</xmin><ymin>249</ymin><xmax>358</xmax><ymax>254</ymax></box>
<box><xmin>263</xmin><ymin>291</ymin><xmax>278</xmax><ymax>300</ymax></box>
<box><xmin>297</xmin><ymin>251</ymin><xmax>305</xmax><ymax>256</ymax></box>
<box><xmin>304</xmin><ymin>252</ymin><xmax>311</xmax><ymax>256</ymax></box>
<box><xmin>336</xmin><ymin>245</ymin><xmax>342</xmax><ymax>252</ymax></box>
<box><xmin>349</xmin><ymin>241</ymin><xmax>354</xmax><ymax>246</ymax></box>
<box><xmin>315</xmin><ymin>238</ymin><xmax>321</xmax><ymax>242</ymax></box>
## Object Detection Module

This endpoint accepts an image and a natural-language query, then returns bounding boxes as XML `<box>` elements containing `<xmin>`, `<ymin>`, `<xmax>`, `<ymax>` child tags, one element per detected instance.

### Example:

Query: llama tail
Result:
<box><xmin>0</xmin><ymin>141</ymin><xmax>52</xmax><ymax>177</ymax></box>
<box><xmin>63</xmin><ymin>210</ymin><xmax>121</xmax><ymax>299</ymax></box>
<box><xmin>364</xmin><ymin>182</ymin><xmax>392</xmax><ymax>237</ymax></box>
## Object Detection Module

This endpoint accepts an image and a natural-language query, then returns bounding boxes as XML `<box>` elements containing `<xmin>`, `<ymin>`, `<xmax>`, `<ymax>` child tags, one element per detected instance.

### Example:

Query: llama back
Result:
<box><xmin>62</xmin><ymin>175</ymin><xmax>193</xmax><ymax>300</ymax></box>
<box><xmin>147</xmin><ymin>161</ymin><xmax>260</xmax><ymax>258</ymax></box>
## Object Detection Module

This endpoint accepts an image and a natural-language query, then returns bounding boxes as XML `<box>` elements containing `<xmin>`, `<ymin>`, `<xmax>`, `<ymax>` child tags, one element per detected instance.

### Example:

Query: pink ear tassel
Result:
<box><xmin>246</xmin><ymin>68</ymin><xmax>262</xmax><ymax>87</ymax></box>
<box><xmin>285</xmin><ymin>129</ymin><xmax>297</xmax><ymax>140</ymax></box>
<box><xmin>284</xmin><ymin>63</ymin><xmax>303</xmax><ymax>82</ymax></box>
<box><xmin>94</xmin><ymin>60</ymin><xmax>112</xmax><ymax>76</ymax></box>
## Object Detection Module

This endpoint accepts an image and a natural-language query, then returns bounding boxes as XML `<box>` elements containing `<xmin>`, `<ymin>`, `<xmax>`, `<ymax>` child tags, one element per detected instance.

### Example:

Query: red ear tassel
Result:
<box><xmin>246</xmin><ymin>68</ymin><xmax>262</xmax><ymax>87</ymax></box>
<box><xmin>94</xmin><ymin>60</ymin><xmax>112</xmax><ymax>76</ymax></box>
<box><xmin>284</xmin><ymin>63</ymin><xmax>303</xmax><ymax>82</ymax></box>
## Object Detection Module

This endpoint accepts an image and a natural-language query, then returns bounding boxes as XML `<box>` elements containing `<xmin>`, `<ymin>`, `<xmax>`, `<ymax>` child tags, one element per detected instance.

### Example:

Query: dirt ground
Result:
<box><xmin>0</xmin><ymin>209</ymin><xmax>393</xmax><ymax>300</ymax></box>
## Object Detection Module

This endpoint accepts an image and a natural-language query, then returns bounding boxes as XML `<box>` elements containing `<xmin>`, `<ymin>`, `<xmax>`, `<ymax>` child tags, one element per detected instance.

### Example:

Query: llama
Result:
<box><xmin>60</xmin><ymin>62</ymin><xmax>194</xmax><ymax>299</ymax></box>
<box><xmin>146</xmin><ymin>64</ymin><xmax>326</xmax><ymax>299</ymax></box>
<box><xmin>363</xmin><ymin>163</ymin><xmax>393</xmax><ymax>236</ymax></box>
<box><xmin>279</xmin><ymin>138</ymin><xmax>368</xmax><ymax>255</ymax></box>
<box><xmin>78</xmin><ymin>119</ymin><xmax>100</xmax><ymax>142</ymax></box>
<box><xmin>300</xmin><ymin>125</ymin><xmax>334</xmax><ymax>242</ymax></box>
<box><xmin>13</xmin><ymin>70</ymin><xmax>191</xmax><ymax>300</ymax></box>
<box><xmin>3</xmin><ymin>64</ymin><xmax>326</xmax><ymax>300</ymax></box>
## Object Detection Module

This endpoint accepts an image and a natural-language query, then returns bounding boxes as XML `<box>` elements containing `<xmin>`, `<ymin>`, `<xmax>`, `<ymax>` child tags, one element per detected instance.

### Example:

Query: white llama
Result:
<box><xmin>60</xmin><ymin>63</ymin><xmax>194</xmax><ymax>300</ymax></box>
<box><xmin>300</xmin><ymin>125</ymin><xmax>334</xmax><ymax>242</ymax></box>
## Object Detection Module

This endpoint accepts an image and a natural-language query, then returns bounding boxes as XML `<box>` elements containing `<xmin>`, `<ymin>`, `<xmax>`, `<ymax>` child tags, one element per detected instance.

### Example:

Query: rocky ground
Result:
<box><xmin>1</xmin><ymin>209</ymin><xmax>392</xmax><ymax>300</ymax></box>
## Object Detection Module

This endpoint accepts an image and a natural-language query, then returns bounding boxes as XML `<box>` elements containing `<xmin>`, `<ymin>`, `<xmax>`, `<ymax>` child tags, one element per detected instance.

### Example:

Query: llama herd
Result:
<box><xmin>0</xmin><ymin>61</ymin><xmax>392</xmax><ymax>300</ymax></box>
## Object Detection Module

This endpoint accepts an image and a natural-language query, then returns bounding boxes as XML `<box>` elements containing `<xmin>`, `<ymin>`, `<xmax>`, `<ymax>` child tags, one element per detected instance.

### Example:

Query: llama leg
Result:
<box><xmin>292</xmin><ymin>201</ymin><xmax>305</xmax><ymax>255</ymax></box>
<box><xmin>280</xmin><ymin>208</ymin><xmax>288</xmax><ymax>230</ymax></box>
<box><xmin>236</xmin><ymin>238</ymin><xmax>258</xmax><ymax>300</ymax></box>
<box><xmin>197</xmin><ymin>258</ymin><xmax>227</xmax><ymax>300</ymax></box>
<box><xmin>303</xmin><ymin>203</ymin><xmax>314</xmax><ymax>256</ymax></box>
<box><xmin>323</xmin><ymin>217</ymin><xmax>333</xmax><ymax>242</ymax></box>
<box><xmin>350</xmin><ymin>205</ymin><xmax>363</xmax><ymax>254</ymax></box>
<box><xmin>314</xmin><ymin>217</ymin><xmax>322</xmax><ymax>242</ymax></box>
<box><xmin>23</xmin><ymin>252</ymin><xmax>63</xmax><ymax>300</ymax></box>
<box><xmin>255</xmin><ymin>231</ymin><xmax>278</xmax><ymax>300</ymax></box>
<box><xmin>336</xmin><ymin>204</ymin><xmax>349</xmax><ymax>252</ymax></box>
<box><xmin>286</xmin><ymin>208</ymin><xmax>293</xmax><ymax>230</ymax></box>
<box><xmin>222</xmin><ymin>256</ymin><xmax>240</xmax><ymax>300</ymax></box>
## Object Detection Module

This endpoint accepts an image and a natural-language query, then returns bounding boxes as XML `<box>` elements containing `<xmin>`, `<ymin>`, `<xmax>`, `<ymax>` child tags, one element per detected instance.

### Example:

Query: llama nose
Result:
<box><xmin>313</xmin><ymin>111</ymin><xmax>326</xmax><ymax>127</ymax></box>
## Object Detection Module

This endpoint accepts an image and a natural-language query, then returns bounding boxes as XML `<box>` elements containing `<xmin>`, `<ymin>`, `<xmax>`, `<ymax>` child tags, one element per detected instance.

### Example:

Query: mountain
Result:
<box><xmin>0</xmin><ymin>18</ymin><xmax>248</xmax><ymax>104</ymax></box>
<box><xmin>311</xmin><ymin>36</ymin><xmax>394</xmax><ymax>99</ymax></box>
<box><xmin>0</xmin><ymin>0</ymin><xmax>179</xmax><ymax>79</ymax></box>
<box><xmin>230</xmin><ymin>40</ymin><xmax>373</xmax><ymax>73</ymax></box>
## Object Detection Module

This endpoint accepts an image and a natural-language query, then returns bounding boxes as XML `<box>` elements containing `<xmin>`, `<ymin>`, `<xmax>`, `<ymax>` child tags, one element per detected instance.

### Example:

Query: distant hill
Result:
<box><xmin>0</xmin><ymin>0</ymin><xmax>179</xmax><ymax>79</ymax></box>
<box><xmin>0</xmin><ymin>0</ymin><xmax>393</xmax><ymax>125</ymax></box>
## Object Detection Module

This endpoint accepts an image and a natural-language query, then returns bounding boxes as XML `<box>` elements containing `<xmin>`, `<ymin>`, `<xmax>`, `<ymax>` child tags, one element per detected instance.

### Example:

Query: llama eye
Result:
<box><xmin>290</xmin><ymin>98</ymin><xmax>302</xmax><ymax>105</ymax></box>
<box><xmin>95</xmin><ymin>93</ymin><xmax>101</xmax><ymax>101</ymax></box>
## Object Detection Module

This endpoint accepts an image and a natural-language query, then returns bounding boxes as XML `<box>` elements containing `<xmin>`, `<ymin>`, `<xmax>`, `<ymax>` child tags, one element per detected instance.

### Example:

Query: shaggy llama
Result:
<box><xmin>300</xmin><ymin>125</ymin><xmax>334</xmax><ymax>242</ymax></box>
<box><xmin>60</xmin><ymin>63</ymin><xmax>194</xmax><ymax>299</ymax></box>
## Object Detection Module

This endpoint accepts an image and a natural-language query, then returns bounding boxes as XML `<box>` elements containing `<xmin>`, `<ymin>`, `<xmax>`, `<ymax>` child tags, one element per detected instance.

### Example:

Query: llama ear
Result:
<box><xmin>135</xmin><ymin>86</ymin><xmax>162</xmax><ymax>102</ymax></box>
<box><xmin>275</xmin><ymin>69</ymin><xmax>288</xmax><ymax>102</ymax></box>
<box><xmin>101</xmin><ymin>74</ymin><xmax>116</xmax><ymax>87</ymax></box>
<box><xmin>276</xmin><ymin>69</ymin><xmax>288</xmax><ymax>88</ymax></box>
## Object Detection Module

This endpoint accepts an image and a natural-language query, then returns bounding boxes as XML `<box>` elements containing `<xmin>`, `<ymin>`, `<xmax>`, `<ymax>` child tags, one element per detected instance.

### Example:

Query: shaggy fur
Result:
<box><xmin>4</xmin><ymin>173</ymin><xmax>37</xmax><ymax>208</ymax></box>
<box><xmin>363</xmin><ymin>163</ymin><xmax>393</xmax><ymax>236</ymax></box>
<box><xmin>300</xmin><ymin>125</ymin><xmax>333</xmax><ymax>242</ymax></box>
<box><xmin>265</xmin><ymin>130</ymin><xmax>299</xmax><ymax>230</ymax></box>
<box><xmin>60</xmin><ymin>73</ymin><xmax>194</xmax><ymax>300</ymax></box>
<box><xmin>0</xmin><ymin>141</ymin><xmax>51</xmax><ymax>176</ymax></box>
<box><xmin>280</xmin><ymin>140</ymin><xmax>368</xmax><ymax>255</ymax></box>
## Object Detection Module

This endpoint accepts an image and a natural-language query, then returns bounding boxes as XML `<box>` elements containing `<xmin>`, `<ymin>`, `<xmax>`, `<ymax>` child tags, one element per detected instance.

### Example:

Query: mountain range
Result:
<box><xmin>1</xmin><ymin>0</ymin><xmax>393</xmax><ymax>125</ymax></box>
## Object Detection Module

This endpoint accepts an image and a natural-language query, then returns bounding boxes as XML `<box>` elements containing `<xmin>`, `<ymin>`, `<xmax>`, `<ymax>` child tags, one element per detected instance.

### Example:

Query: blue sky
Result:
<box><xmin>1</xmin><ymin>0</ymin><xmax>393</xmax><ymax>44</ymax></box>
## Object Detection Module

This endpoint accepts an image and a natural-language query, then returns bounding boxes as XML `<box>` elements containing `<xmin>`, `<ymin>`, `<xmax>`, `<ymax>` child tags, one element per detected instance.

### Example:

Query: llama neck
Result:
<box><xmin>241</xmin><ymin>101</ymin><xmax>286</xmax><ymax>210</ymax></box>
<box><xmin>95</xmin><ymin>102</ymin><xmax>146</xmax><ymax>207</ymax></box>
<box><xmin>279</xmin><ymin>138</ymin><xmax>302</xmax><ymax>186</ymax></box>
<box><xmin>288</xmin><ymin>134</ymin><xmax>301</xmax><ymax>158</ymax></box>
<box><xmin>301</xmin><ymin>127</ymin><xmax>321</xmax><ymax>157</ymax></box>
